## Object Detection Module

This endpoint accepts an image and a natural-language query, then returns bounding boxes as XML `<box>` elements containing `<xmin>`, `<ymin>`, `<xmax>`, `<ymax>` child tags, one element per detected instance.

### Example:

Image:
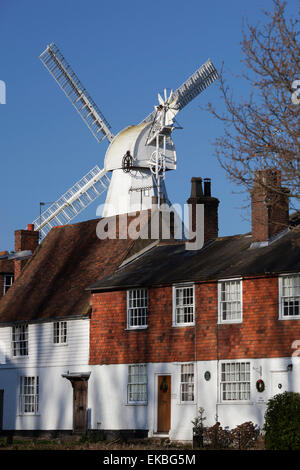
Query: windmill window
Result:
<box><xmin>127</xmin><ymin>289</ymin><xmax>148</xmax><ymax>329</ymax></box>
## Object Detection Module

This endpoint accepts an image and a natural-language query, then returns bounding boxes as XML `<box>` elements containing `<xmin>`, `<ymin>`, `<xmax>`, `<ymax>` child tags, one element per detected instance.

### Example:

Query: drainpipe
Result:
<box><xmin>216</xmin><ymin>320</ymin><xmax>219</xmax><ymax>423</ymax></box>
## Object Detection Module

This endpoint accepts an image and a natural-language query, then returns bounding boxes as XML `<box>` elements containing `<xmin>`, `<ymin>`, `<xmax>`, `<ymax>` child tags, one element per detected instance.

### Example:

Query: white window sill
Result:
<box><xmin>125</xmin><ymin>326</ymin><xmax>148</xmax><ymax>331</ymax></box>
<box><xmin>172</xmin><ymin>323</ymin><xmax>195</xmax><ymax>328</ymax></box>
<box><xmin>217</xmin><ymin>401</ymin><xmax>253</xmax><ymax>405</ymax></box>
<box><xmin>179</xmin><ymin>401</ymin><xmax>197</xmax><ymax>405</ymax></box>
<box><xmin>125</xmin><ymin>402</ymin><xmax>148</xmax><ymax>406</ymax></box>
<box><xmin>279</xmin><ymin>316</ymin><xmax>300</xmax><ymax>321</ymax></box>
<box><xmin>218</xmin><ymin>320</ymin><xmax>243</xmax><ymax>325</ymax></box>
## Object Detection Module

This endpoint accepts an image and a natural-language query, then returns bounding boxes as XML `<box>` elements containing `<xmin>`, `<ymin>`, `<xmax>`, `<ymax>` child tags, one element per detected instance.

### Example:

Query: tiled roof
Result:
<box><xmin>0</xmin><ymin>212</ymin><xmax>153</xmax><ymax>324</ymax></box>
<box><xmin>88</xmin><ymin>225</ymin><xmax>300</xmax><ymax>291</ymax></box>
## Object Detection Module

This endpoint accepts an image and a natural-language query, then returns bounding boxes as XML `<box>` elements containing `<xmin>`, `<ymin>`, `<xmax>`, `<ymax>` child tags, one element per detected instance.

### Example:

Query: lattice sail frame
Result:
<box><xmin>39</xmin><ymin>43</ymin><xmax>114</xmax><ymax>143</ymax></box>
<box><xmin>142</xmin><ymin>59</ymin><xmax>218</xmax><ymax>124</ymax></box>
<box><xmin>32</xmin><ymin>166</ymin><xmax>110</xmax><ymax>238</ymax></box>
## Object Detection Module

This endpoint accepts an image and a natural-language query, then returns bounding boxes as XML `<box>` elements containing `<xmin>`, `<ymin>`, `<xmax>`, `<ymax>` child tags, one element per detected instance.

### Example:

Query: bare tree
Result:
<box><xmin>206</xmin><ymin>0</ymin><xmax>300</xmax><ymax>205</ymax></box>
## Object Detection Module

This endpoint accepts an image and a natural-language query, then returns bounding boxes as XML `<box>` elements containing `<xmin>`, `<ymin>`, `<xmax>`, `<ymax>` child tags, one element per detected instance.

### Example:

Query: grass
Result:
<box><xmin>0</xmin><ymin>436</ymin><xmax>194</xmax><ymax>451</ymax></box>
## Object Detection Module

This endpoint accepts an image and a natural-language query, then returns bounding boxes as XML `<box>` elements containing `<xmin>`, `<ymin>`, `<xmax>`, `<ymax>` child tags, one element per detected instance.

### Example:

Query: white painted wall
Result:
<box><xmin>0</xmin><ymin>318</ymin><xmax>299</xmax><ymax>440</ymax></box>
<box><xmin>0</xmin><ymin>319</ymin><xmax>90</xmax><ymax>430</ymax></box>
<box><xmin>0</xmin><ymin>319</ymin><xmax>89</xmax><ymax>368</ymax></box>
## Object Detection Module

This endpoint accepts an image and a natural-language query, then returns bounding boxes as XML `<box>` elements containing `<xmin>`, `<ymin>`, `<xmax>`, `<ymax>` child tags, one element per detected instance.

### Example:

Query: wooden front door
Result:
<box><xmin>0</xmin><ymin>390</ymin><xmax>3</xmax><ymax>430</ymax></box>
<box><xmin>72</xmin><ymin>380</ymin><xmax>88</xmax><ymax>433</ymax></box>
<box><xmin>157</xmin><ymin>375</ymin><xmax>171</xmax><ymax>433</ymax></box>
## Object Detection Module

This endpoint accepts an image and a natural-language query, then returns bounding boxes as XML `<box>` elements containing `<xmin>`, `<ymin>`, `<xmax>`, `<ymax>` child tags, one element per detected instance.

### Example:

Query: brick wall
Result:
<box><xmin>89</xmin><ymin>276</ymin><xmax>300</xmax><ymax>365</ymax></box>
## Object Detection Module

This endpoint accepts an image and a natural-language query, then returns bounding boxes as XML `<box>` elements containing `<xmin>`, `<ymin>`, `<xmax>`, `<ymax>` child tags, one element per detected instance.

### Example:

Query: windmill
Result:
<box><xmin>33</xmin><ymin>43</ymin><xmax>218</xmax><ymax>239</ymax></box>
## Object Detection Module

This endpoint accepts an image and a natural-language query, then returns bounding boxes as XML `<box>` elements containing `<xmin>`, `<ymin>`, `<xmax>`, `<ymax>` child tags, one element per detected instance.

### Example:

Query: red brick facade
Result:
<box><xmin>89</xmin><ymin>276</ymin><xmax>300</xmax><ymax>365</ymax></box>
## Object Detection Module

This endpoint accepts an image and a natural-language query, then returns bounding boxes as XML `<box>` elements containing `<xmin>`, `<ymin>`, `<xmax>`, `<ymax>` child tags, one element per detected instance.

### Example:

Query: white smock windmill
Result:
<box><xmin>33</xmin><ymin>43</ymin><xmax>218</xmax><ymax>238</ymax></box>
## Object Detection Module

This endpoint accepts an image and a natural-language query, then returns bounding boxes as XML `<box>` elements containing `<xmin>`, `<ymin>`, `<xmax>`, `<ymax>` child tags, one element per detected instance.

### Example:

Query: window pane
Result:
<box><xmin>128</xmin><ymin>364</ymin><xmax>147</xmax><ymax>402</ymax></box>
<box><xmin>180</xmin><ymin>364</ymin><xmax>194</xmax><ymax>402</ymax></box>
<box><xmin>20</xmin><ymin>376</ymin><xmax>39</xmax><ymax>414</ymax></box>
<box><xmin>282</xmin><ymin>275</ymin><xmax>300</xmax><ymax>317</ymax></box>
<box><xmin>127</xmin><ymin>289</ymin><xmax>148</xmax><ymax>328</ymax></box>
<box><xmin>175</xmin><ymin>286</ymin><xmax>194</xmax><ymax>324</ymax></box>
<box><xmin>220</xmin><ymin>362</ymin><xmax>250</xmax><ymax>401</ymax></box>
<box><xmin>12</xmin><ymin>324</ymin><xmax>28</xmax><ymax>356</ymax></box>
<box><xmin>220</xmin><ymin>281</ymin><xmax>242</xmax><ymax>321</ymax></box>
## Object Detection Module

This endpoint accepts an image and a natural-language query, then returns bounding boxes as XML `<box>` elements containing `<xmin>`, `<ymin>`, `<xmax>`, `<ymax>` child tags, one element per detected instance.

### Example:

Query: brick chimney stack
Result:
<box><xmin>251</xmin><ymin>169</ymin><xmax>289</xmax><ymax>244</ymax></box>
<box><xmin>14</xmin><ymin>224</ymin><xmax>39</xmax><ymax>279</ymax></box>
<box><xmin>187</xmin><ymin>177</ymin><xmax>219</xmax><ymax>243</ymax></box>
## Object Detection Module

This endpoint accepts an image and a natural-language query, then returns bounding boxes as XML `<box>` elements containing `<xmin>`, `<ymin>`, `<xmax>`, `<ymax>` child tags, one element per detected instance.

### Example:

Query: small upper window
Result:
<box><xmin>279</xmin><ymin>274</ymin><xmax>300</xmax><ymax>319</ymax></box>
<box><xmin>3</xmin><ymin>274</ymin><xmax>14</xmax><ymax>295</ymax></box>
<box><xmin>127</xmin><ymin>289</ymin><xmax>148</xmax><ymax>329</ymax></box>
<box><xmin>173</xmin><ymin>284</ymin><xmax>195</xmax><ymax>326</ymax></box>
<box><xmin>53</xmin><ymin>321</ymin><xmax>67</xmax><ymax>344</ymax></box>
<box><xmin>218</xmin><ymin>279</ymin><xmax>242</xmax><ymax>323</ymax></box>
<box><xmin>12</xmin><ymin>324</ymin><xmax>28</xmax><ymax>357</ymax></box>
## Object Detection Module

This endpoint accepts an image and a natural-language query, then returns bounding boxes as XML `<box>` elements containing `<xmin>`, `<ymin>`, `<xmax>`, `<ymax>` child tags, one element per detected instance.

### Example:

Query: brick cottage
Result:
<box><xmin>0</xmin><ymin>169</ymin><xmax>299</xmax><ymax>441</ymax></box>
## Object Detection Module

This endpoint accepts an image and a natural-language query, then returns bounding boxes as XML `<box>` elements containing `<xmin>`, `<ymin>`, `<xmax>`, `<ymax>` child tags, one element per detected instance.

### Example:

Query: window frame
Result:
<box><xmin>19</xmin><ymin>376</ymin><xmax>39</xmax><ymax>415</ymax></box>
<box><xmin>218</xmin><ymin>278</ymin><xmax>243</xmax><ymax>324</ymax></box>
<box><xmin>179</xmin><ymin>362</ymin><xmax>195</xmax><ymax>404</ymax></box>
<box><xmin>220</xmin><ymin>361</ymin><xmax>251</xmax><ymax>403</ymax></box>
<box><xmin>3</xmin><ymin>273</ymin><xmax>14</xmax><ymax>295</ymax></box>
<box><xmin>279</xmin><ymin>273</ymin><xmax>300</xmax><ymax>320</ymax></box>
<box><xmin>127</xmin><ymin>364</ymin><xmax>147</xmax><ymax>405</ymax></box>
<box><xmin>126</xmin><ymin>288</ymin><xmax>149</xmax><ymax>330</ymax></box>
<box><xmin>172</xmin><ymin>283</ymin><xmax>195</xmax><ymax>327</ymax></box>
<box><xmin>12</xmin><ymin>323</ymin><xmax>29</xmax><ymax>357</ymax></box>
<box><xmin>53</xmin><ymin>321</ymin><xmax>68</xmax><ymax>345</ymax></box>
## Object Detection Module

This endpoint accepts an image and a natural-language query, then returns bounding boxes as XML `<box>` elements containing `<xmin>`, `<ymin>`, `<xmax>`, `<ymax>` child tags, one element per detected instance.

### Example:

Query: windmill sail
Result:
<box><xmin>33</xmin><ymin>166</ymin><xmax>110</xmax><ymax>239</ymax></box>
<box><xmin>39</xmin><ymin>43</ymin><xmax>114</xmax><ymax>143</ymax></box>
<box><xmin>142</xmin><ymin>59</ymin><xmax>218</xmax><ymax>124</ymax></box>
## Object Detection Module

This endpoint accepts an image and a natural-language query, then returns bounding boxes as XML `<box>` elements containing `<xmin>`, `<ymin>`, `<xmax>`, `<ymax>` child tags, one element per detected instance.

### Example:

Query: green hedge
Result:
<box><xmin>264</xmin><ymin>392</ymin><xmax>300</xmax><ymax>450</ymax></box>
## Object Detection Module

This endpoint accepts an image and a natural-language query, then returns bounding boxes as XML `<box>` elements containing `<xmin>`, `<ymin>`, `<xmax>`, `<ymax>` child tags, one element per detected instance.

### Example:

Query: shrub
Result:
<box><xmin>264</xmin><ymin>392</ymin><xmax>300</xmax><ymax>450</ymax></box>
<box><xmin>191</xmin><ymin>407</ymin><xmax>206</xmax><ymax>448</ymax></box>
<box><xmin>231</xmin><ymin>421</ymin><xmax>259</xmax><ymax>449</ymax></box>
<box><xmin>204</xmin><ymin>422</ymin><xmax>232</xmax><ymax>449</ymax></box>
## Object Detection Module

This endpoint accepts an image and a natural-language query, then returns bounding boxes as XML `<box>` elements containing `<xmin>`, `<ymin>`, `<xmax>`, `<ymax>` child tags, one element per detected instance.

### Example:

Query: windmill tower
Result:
<box><xmin>33</xmin><ymin>43</ymin><xmax>218</xmax><ymax>238</ymax></box>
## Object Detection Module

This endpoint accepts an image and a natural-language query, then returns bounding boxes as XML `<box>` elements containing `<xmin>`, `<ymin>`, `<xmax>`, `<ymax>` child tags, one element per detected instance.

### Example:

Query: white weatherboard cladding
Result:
<box><xmin>0</xmin><ymin>319</ymin><xmax>89</xmax><ymax>368</ymax></box>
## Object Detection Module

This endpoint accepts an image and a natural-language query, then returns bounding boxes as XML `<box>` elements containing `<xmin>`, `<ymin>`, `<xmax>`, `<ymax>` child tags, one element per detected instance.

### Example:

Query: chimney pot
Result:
<box><xmin>187</xmin><ymin>177</ymin><xmax>219</xmax><ymax>244</ymax></box>
<box><xmin>190</xmin><ymin>177</ymin><xmax>203</xmax><ymax>198</ymax></box>
<box><xmin>204</xmin><ymin>178</ymin><xmax>211</xmax><ymax>197</ymax></box>
<box><xmin>27</xmin><ymin>224</ymin><xmax>34</xmax><ymax>231</ymax></box>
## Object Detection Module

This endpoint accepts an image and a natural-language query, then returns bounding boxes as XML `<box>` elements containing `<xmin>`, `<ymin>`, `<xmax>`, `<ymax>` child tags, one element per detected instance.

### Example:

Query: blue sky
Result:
<box><xmin>0</xmin><ymin>0</ymin><xmax>294</xmax><ymax>250</ymax></box>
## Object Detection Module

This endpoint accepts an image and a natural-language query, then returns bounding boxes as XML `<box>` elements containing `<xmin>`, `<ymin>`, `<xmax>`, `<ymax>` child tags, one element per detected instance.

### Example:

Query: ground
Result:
<box><xmin>0</xmin><ymin>435</ymin><xmax>265</xmax><ymax>450</ymax></box>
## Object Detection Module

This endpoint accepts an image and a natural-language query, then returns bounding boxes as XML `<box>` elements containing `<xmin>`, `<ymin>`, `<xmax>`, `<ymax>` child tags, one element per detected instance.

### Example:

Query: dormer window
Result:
<box><xmin>3</xmin><ymin>274</ymin><xmax>14</xmax><ymax>295</ymax></box>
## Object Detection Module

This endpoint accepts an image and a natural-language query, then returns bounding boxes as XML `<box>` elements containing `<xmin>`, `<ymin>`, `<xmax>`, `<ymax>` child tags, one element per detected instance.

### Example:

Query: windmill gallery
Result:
<box><xmin>0</xmin><ymin>43</ymin><xmax>299</xmax><ymax>442</ymax></box>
